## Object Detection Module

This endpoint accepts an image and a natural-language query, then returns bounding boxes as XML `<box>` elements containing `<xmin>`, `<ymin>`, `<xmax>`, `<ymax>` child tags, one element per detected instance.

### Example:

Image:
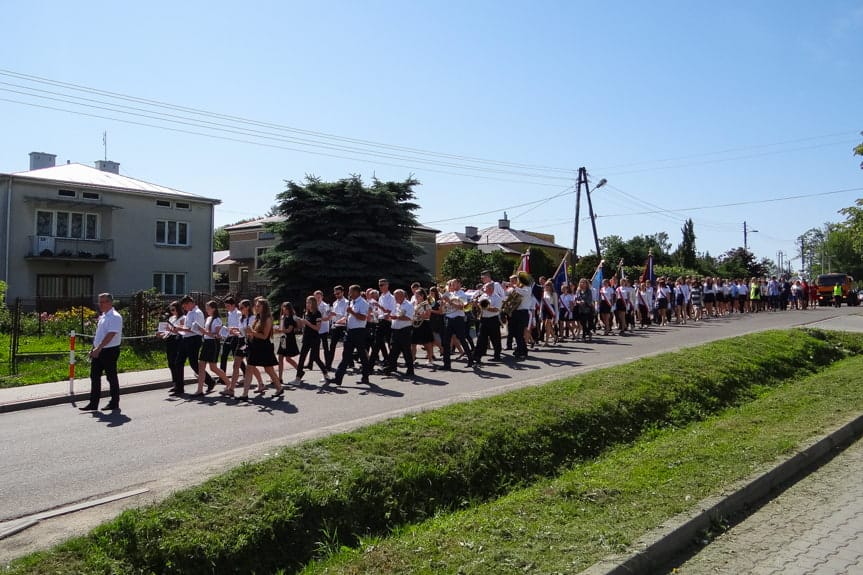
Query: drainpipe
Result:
<box><xmin>209</xmin><ymin>203</ymin><xmax>215</xmax><ymax>294</ymax></box>
<box><xmin>4</xmin><ymin>175</ymin><xmax>11</xmax><ymax>284</ymax></box>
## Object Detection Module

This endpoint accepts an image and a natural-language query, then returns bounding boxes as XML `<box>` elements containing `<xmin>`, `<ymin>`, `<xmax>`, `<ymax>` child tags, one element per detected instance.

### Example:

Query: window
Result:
<box><xmin>37</xmin><ymin>275</ymin><xmax>94</xmax><ymax>298</ymax></box>
<box><xmin>258</xmin><ymin>230</ymin><xmax>275</xmax><ymax>240</ymax></box>
<box><xmin>35</xmin><ymin>210</ymin><xmax>99</xmax><ymax>239</ymax></box>
<box><xmin>81</xmin><ymin>191</ymin><xmax>100</xmax><ymax>200</ymax></box>
<box><xmin>153</xmin><ymin>273</ymin><xmax>186</xmax><ymax>295</ymax></box>
<box><xmin>155</xmin><ymin>220</ymin><xmax>189</xmax><ymax>246</ymax></box>
<box><xmin>58</xmin><ymin>189</ymin><xmax>76</xmax><ymax>198</ymax></box>
<box><xmin>174</xmin><ymin>201</ymin><xmax>190</xmax><ymax>210</ymax></box>
<box><xmin>156</xmin><ymin>199</ymin><xmax>171</xmax><ymax>208</ymax></box>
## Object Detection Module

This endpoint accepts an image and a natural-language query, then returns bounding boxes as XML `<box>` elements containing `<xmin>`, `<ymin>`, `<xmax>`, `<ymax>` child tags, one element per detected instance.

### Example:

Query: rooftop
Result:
<box><xmin>10</xmin><ymin>163</ymin><xmax>220</xmax><ymax>203</ymax></box>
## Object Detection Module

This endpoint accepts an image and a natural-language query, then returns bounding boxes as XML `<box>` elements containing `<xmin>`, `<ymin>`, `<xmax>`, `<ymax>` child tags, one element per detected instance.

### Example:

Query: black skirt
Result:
<box><xmin>198</xmin><ymin>338</ymin><xmax>219</xmax><ymax>363</ymax></box>
<box><xmin>277</xmin><ymin>333</ymin><xmax>300</xmax><ymax>357</ymax></box>
<box><xmin>247</xmin><ymin>337</ymin><xmax>277</xmax><ymax>367</ymax></box>
<box><xmin>411</xmin><ymin>321</ymin><xmax>434</xmax><ymax>344</ymax></box>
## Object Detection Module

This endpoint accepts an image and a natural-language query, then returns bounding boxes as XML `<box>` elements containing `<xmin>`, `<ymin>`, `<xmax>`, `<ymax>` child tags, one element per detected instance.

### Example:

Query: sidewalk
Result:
<box><xmin>669</xmin><ymin>436</ymin><xmax>863</xmax><ymax>574</ymax></box>
<box><xmin>0</xmin><ymin>367</ymin><xmax>174</xmax><ymax>413</ymax></box>
<box><xmin>582</xmin><ymin>414</ymin><xmax>863</xmax><ymax>575</ymax></box>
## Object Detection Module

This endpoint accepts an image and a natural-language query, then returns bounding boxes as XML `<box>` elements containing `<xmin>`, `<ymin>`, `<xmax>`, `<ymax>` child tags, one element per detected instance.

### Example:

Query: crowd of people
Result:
<box><xmin>153</xmin><ymin>271</ymin><xmax>831</xmax><ymax>401</ymax></box>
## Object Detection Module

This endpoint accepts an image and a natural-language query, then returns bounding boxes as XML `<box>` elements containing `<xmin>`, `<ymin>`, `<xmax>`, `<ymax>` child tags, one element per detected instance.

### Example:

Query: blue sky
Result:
<box><xmin>2</xmin><ymin>1</ymin><xmax>861</xmax><ymax>270</ymax></box>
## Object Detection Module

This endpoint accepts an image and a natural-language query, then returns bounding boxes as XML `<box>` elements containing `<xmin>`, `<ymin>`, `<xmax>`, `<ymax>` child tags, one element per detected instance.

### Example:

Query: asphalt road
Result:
<box><xmin>1</xmin><ymin>307</ymin><xmax>860</xmax><ymax>560</ymax></box>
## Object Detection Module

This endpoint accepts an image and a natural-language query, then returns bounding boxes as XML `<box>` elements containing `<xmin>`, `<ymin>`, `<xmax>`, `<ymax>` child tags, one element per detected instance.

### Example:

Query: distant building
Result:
<box><xmin>215</xmin><ymin>216</ymin><xmax>439</xmax><ymax>296</ymax></box>
<box><xmin>435</xmin><ymin>213</ymin><xmax>567</xmax><ymax>278</ymax></box>
<box><xmin>0</xmin><ymin>152</ymin><xmax>220</xmax><ymax>305</ymax></box>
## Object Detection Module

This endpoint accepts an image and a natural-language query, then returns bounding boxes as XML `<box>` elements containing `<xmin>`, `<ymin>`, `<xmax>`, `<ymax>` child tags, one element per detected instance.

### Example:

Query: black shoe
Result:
<box><xmin>493</xmin><ymin>355</ymin><xmax>502</xmax><ymax>361</ymax></box>
<box><xmin>359</xmin><ymin>378</ymin><xmax>370</xmax><ymax>385</ymax></box>
<box><xmin>102</xmin><ymin>403</ymin><xmax>120</xmax><ymax>411</ymax></box>
<box><xmin>78</xmin><ymin>404</ymin><xmax>98</xmax><ymax>411</ymax></box>
<box><xmin>205</xmin><ymin>380</ymin><xmax>215</xmax><ymax>393</ymax></box>
<box><xmin>405</xmin><ymin>371</ymin><xmax>415</xmax><ymax>377</ymax></box>
<box><xmin>169</xmin><ymin>389</ymin><xmax>184</xmax><ymax>396</ymax></box>
<box><xmin>467</xmin><ymin>360</ymin><xmax>475</xmax><ymax>368</ymax></box>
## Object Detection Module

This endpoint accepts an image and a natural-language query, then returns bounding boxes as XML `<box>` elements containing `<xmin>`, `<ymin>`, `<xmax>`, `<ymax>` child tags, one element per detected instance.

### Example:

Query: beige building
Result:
<box><xmin>216</xmin><ymin>216</ymin><xmax>439</xmax><ymax>296</ymax></box>
<box><xmin>435</xmin><ymin>214</ymin><xmax>567</xmax><ymax>279</ymax></box>
<box><xmin>0</xmin><ymin>152</ymin><xmax>220</xmax><ymax>305</ymax></box>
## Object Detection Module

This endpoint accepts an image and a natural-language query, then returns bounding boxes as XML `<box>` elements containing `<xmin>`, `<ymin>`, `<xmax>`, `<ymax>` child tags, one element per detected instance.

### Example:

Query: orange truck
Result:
<box><xmin>815</xmin><ymin>273</ymin><xmax>854</xmax><ymax>306</ymax></box>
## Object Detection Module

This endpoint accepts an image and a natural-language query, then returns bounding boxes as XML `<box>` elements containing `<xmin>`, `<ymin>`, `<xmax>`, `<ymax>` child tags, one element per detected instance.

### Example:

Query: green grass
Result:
<box><xmin>0</xmin><ymin>335</ymin><xmax>166</xmax><ymax>387</ymax></box>
<box><xmin>4</xmin><ymin>329</ymin><xmax>862</xmax><ymax>575</ymax></box>
<box><xmin>301</xmin><ymin>356</ymin><xmax>863</xmax><ymax>574</ymax></box>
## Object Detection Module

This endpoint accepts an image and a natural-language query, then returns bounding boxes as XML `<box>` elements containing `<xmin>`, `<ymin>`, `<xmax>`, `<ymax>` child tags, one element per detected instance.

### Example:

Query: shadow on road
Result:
<box><xmin>91</xmin><ymin>410</ymin><xmax>132</xmax><ymax>427</ymax></box>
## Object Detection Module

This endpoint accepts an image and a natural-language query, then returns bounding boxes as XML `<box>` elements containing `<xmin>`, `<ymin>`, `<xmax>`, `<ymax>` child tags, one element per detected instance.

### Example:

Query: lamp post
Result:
<box><xmin>743</xmin><ymin>221</ymin><xmax>758</xmax><ymax>250</ymax></box>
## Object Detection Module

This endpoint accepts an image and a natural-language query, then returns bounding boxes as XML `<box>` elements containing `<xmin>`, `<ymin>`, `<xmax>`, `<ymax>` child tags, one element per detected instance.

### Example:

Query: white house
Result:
<box><xmin>0</xmin><ymin>152</ymin><xmax>220</xmax><ymax>305</ymax></box>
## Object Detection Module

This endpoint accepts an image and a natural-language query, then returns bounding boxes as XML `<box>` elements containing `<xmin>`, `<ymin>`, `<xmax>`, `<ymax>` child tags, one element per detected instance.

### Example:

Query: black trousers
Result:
<box><xmin>473</xmin><ymin>316</ymin><xmax>502</xmax><ymax>361</ymax></box>
<box><xmin>442</xmin><ymin>315</ymin><xmax>472</xmax><ymax>368</ymax></box>
<box><xmin>219</xmin><ymin>336</ymin><xmax>239</xmax><ymax>372</ymax></box>
<box><xmin>89</xmin><ymin>345</ymin><xmax>120</xmax><ymax>406</ymax></box>
<box><xmin>327</xmin><ymin>326</ymin><xmax>346</xmax><ymax>369</ymax></box>
<box><xmin>334</xmin><ymin>327</ymin><xmax>370</xmax><ymax>384</ymax></box>
<box><xmin>305</xmin><ymin>332</ymin><xmax>329</xmax><ymax>370</ymax></box>
<box><xmin>297</xmin><ymin>335</ymin><xmax>327</xmax><ymax>379</ymax></box>
<box><xmin>509</xmin><ymin>309</ymin><xmax>529</xmax><ymax>357</ymax></box>
<box><xmin>370</xmin><ymin>320</ymin><xmax>391</xmax><ymax>367</ymax></box>
<box><xmin>385</xmin><ymin>327</ymin><xmax>414</xmax><ymax>372</ymax></box>
<box><xmin>165</xmin><ymin>336</ymin><xmax>185</xmax><ymax>387</ymax></box>
<box><xmin>174</xmin><ymin>336</ymin><xmax>214</xmax><ymax>391</ymax></box>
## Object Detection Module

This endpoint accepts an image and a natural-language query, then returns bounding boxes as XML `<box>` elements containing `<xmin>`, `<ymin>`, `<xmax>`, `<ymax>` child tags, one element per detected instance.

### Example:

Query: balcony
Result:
<box><xmin>26</xmin><ymin>236</ymin><xmax>114</xmax><ymax>262</ymax></box>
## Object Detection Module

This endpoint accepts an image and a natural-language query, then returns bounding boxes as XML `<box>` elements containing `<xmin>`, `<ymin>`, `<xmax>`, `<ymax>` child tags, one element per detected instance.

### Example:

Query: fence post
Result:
<box><xmin>10</xmin><ymin>298</ymin><xmax>21</xmax><ymax>375</ymax></box>
<box><xmin>69</xmin><ymin>330</ymin><xmax>76</xmax><ymax>397</ymax></box>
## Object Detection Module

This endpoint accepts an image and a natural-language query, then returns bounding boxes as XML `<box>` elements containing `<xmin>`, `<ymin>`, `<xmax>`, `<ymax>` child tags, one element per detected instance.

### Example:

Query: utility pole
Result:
<box><xmin>572</xmin><ymin>168</ymin><xmax>587</xmax><ymax>270</ymax></box>
<box><xmin>572</xmin><ymin>167</ymin><xmax>606</xmax><ymax>264</ymax></box>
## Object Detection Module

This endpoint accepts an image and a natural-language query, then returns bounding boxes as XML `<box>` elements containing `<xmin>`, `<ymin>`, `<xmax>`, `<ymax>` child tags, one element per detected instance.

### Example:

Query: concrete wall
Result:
<box><xmin>6</xmin><ymin>178</ymin><xmax>216</xmax><ymax>302</ymax></box>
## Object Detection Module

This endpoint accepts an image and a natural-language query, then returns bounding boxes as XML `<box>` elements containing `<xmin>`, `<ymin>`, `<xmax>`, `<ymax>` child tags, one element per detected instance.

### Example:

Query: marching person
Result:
<box><xmin>370</xmin><ymin>279</ymin><xmax>395</xmax><ymax>370</ymax></box>
<box><xmin>191</xmin><ymin>300</ymin><xmax>231</xmax><ymax>396</ymax></box>
<box><xmin>158</xmin><ymin>301</ymin><xmax>185</xmax><ymax>390</ymax></box>
<box><xmin>327</xmin><ymin>285</ymin><xmax>349</xmax><ymax>370</ymax></box>
<box><xmin>332</xmin><ymin>285</ymin><xmax>372</xmax><ymax>386</ymax></box>
<box><xmin>242</xmin><ymin>298</ymin><xmax>284</xmax><ymax>398</ymax></box>
<box><xmin>411</xmin><ymin>288</ymin><xmax>435</xmax><ymax>367</ymax></box>
<box><xmin>172</xmin><ymin>295</ymin><xmax>216</xmax><ymax>395</ymax></box>
<box><xmin>218</xmin><ymin>297</ymin><xmax>241</xmax><ymax>373</ymax></box>
<box><xmin>472</xmin><ymin>281</ymin><xmax>503</xmax><ymax>364</ymax></box>
<box><xmin>574</xmin><ymin>278</ymin><xmax>594</xmax><ymax>342</ymax></box>
<box><xmin>383</xmin><ymin>289</ymin><xmax>414</xmax><ymax>377</ymax></box>
<box><xmin>293</xmin><ymin>295</ymin><xmax>329</xmax><ymax>385</ymax></box>
<box><xmin>79</xmin><ymin>292</ymin><xmax>123</xmax><ymax>411</ymax></box>
<box><xmin>508</xmin><ymin>272</ymin><xmax>534</xmax><ymax>360</ymax></box>
<box><xmin>441</xmin><ymin>279</ymin><xmax>474</xmax><ymax>369</ymax></box>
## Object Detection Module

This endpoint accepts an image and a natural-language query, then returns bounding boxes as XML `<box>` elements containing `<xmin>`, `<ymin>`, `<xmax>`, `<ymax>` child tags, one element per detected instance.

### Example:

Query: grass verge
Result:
<box><xmin>0</xmin><ymin>336</ymin><xmax>165</xmax><ymax>387</ymax></box>
<box><xmin>4</xmin><ymin>329</ymin><xmax>862</xmax><ymax>574</ymax></box>
<box><xmin>299</xmin><ymin>353</ymin><xmax>863</xmax><ymax>574</ymax></box>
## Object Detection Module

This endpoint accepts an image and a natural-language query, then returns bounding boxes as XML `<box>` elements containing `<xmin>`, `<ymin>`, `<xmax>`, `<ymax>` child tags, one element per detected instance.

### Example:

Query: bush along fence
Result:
<box><xmin>6</xmin><ymin>329</ymin><xmax>863</xmax><ymax>575</ymax></box>
<box><xmin>2</xmin><ymin>290</ymin><xmax>178</xmax><ymax>375</ymax></box>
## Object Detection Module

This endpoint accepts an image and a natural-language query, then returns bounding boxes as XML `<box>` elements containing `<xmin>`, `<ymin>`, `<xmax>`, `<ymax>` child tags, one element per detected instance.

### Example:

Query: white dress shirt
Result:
<box><xmin>94</xmin><ymin>307</ymin><xmax>122</xmax><ymax>348</ymax></box>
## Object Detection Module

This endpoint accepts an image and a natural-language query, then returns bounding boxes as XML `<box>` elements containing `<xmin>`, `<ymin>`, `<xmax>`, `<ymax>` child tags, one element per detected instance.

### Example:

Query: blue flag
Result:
<box><xmin>641</xmin><ymin>252</ymin><xmax>656</xmax><ymax>286</ymax></box>
<box><xmin>552</xmin><ymin>253</ymin><xmax>568</xmax><ymax>294</ymax></box>
<box><xmin>591</xmin><ymin>261</ymin><xmax>604</xmax><ymax>292</ymax></box>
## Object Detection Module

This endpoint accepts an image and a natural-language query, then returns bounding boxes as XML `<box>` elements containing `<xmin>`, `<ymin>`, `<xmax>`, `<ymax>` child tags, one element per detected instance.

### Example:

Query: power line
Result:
<box><xmin>0</xmin><ymin>68</ymin><xmax>578</xmax><ymax>176</ymax></box>
<box><xmin>421</xmin><ymin>185</ymin><xmax>576</xmax><ymax>225</ymax></box>
<box><xmin>0</xmin><ymin>84</ymin><xmax>576</xmax><ymax>183</ymax></box>
<box><xmin>597</xmin><ymin>186</ymin><xmax>863</xmax><ymax>218</ymax></box>
<box><xmin>0</xmin><ymin>96</ymin><xmax>572</xmax><ymax>189</ymax></box>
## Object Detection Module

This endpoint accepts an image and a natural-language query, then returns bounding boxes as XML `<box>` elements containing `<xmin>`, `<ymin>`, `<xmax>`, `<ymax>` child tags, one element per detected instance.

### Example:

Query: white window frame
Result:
<box><xmin>174</xmin><ymin>201</ymin><xmax>191</xmax><ymax>210</ymax></box>
<box><xmin>257</xmin><ymin>230</ymin><xmax>275</xmax><ymax>240</ymax></box>
<box><xmin>155</xmin><ymin>219</ymin><xmax>190</xmax><ymax>246</ymax></box>
<box><xmin>153</xmin><ymin>272</ymin><xmax>187</xmax><ymax>296</ymax></box>
<box><xmin>35</xmin><ymin>209</ymin><xmax>100</xmax><ymax>240</ymax></box>
<box><xmin>155</xmin><ymin>199</ymin><xmax>172</xmax><ymax>208</ymax></box>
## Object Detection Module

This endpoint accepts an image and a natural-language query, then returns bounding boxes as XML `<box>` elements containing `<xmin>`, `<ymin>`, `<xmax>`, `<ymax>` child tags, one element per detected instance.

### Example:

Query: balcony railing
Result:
<box><xmin>27</xmin><ymin>236</ymin><xmax>114</xmax><ymax>261</ymax></box>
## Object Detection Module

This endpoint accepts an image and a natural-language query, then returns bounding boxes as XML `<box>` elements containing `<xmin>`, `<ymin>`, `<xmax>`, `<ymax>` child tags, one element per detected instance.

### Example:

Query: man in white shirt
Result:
<box><xmin>472</xmin><ymin>281</ymin><xmax>503</xmax><ymax>364</ymax></box>
<box><xmin>219</xmin><ymin>297</ymin><xmax>242</xmax><ymax>373</ymax></box>
<box><xmin>383</xmin><ymin>289</ymin><xmax>415</xmax><ymax>377</ymax></box>
<box><xmin>480</xmin><ymin>270</ymin><xmax>507</xmax><ymax>301</ymax></box>
<box><xmin>79</xmin><ymin>292</ymin><xmax>123</xmax><ymax>411</ymax></box>
<box><xmin>327</xmin><ymin>285</ymin><xmax>349</xmax><ymax>370</ymax></box>
<box><xmin>172</xmin><ymin>295</ymin><xmax>215</xmax><ymax>395</ymax></box>
<box><xmin>306</xmin><ymin>290</ymin><xmax>331</xmax><ymax>374</ymax></box>
<box><xmin>441</xmin><ymin>279</ymin><xmax>474</xmax><ymax>370</ymax></box>
<box><xmin>371</xmin><ymin>279</ymin><xmax>395</xmax><ymax>371</ymax></box>
<box><xmin>332</xmin><ymin>285</ymin><xmax>371</xmax><ymax>386</ymax></box>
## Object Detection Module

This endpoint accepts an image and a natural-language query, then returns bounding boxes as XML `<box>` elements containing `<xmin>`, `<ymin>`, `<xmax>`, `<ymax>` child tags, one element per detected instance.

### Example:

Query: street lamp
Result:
<box><xmin>743</xmin><ymin>221</ymin><xmax>758</xmax><ymax>250</ymax></box>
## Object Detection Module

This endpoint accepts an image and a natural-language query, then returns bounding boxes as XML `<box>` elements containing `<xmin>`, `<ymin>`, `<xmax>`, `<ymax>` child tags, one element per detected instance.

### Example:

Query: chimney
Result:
<box><xmin>29</xmin><ymin>152</ymin><xmax>56</xmax><ymax>171</ymax></box>
<box><xmin>95</xmin><ymin>160</ymin><xmax>120</xmax><ymax>174</ymax></box>
<box><xmin>498</xmin><ymin>211</ymin><xmax>510</xmax><ymax>229</ymax></box>
<box><xmin>465</xmin><ymin>225</ymin><xmax>478</xmax><ymax>238</ymax></box>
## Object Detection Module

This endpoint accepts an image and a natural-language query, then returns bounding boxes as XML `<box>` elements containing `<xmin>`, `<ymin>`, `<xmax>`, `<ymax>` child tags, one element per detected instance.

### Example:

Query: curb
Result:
<box><xmin>580</xmin><ymin>412</ymin><xmax>863</xmax><ymax>575</ymax></box>
<box><xmin>0</xmin><ymin>380</ymin><xmax>174</xmax><ymax>414</ymax></box>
